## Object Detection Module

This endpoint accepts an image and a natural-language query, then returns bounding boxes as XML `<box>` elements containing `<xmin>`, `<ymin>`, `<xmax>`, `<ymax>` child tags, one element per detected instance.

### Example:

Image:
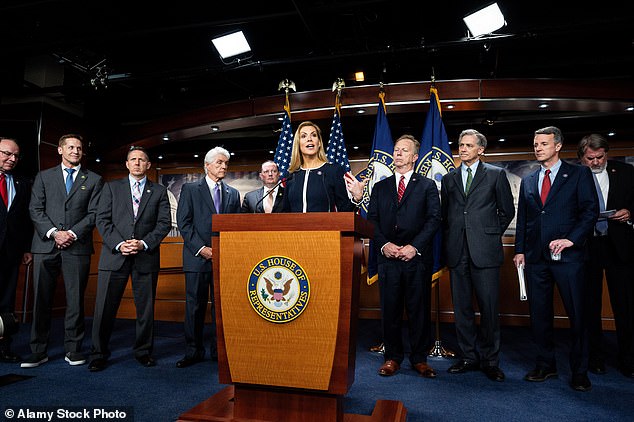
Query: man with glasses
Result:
<box><xmin>241</xmin><ymin>160</ymin><xmax>284</xmax><ymax>213</ymax></box>
<box><xmin>0</xmin><ymin>137</ymin><xmax>33</xmax><ymax>363</ymax></box>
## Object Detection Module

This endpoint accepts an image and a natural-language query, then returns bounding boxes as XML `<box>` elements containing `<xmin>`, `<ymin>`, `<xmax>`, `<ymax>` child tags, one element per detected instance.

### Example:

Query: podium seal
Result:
<box><xmin>247</xmin><ymin>256</ymin><xmax>310</xmax><ymax>323</ymax></box>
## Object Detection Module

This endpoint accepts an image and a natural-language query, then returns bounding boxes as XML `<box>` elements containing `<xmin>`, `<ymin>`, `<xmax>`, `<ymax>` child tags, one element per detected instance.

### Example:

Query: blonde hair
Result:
<box><xmin>288</xmin><ymin>121</ymin><xmax>328</xmax><ymax>173</ymax></box>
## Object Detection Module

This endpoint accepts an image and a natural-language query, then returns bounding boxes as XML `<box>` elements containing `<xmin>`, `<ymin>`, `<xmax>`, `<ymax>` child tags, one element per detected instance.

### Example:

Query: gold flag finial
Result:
<box><xmin>331</xmin><ymin>78</ymin><xmax>345</xmax><ymax>95</ymax></box>
<box><xmin>278</xmin><ymin>79</ymin><xmax>296</xmax><ymax>94</ymax></box>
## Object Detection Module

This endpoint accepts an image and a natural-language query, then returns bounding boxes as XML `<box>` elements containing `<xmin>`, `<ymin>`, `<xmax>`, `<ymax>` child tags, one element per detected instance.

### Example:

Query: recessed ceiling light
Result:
<box><xmin>626</xmin><ymin>106</ymin><xmax>634</xmax><ymax>112</ymax></box>
<box><xmin>194</xmin><ymin>154</ymin><xmax>199</xmax><ymax>158</ymax></box>
<box><xmin>538</xmin><ymin>103</ymin><xmax>549</xmax><ymax>109</ymax></box>
<box><xmin>211</xmin><ymin>126</ymin><xmax>219</xmax><ymax>131</ymax></box>
<box><xmin>446</xmin><ymin>104</ymin><xmax>455</xmax><ymax>109</ymax></box>
<box><xmin>162</xmin><ymin>135</ymin><xmax>169</xmax><ymax>141</ymax></box>
<box><xmin>607</xmin><ymin>132</ymin><xmax>616</xmax><ymax>137</ymax></box>
<box><xmin>448</xmin><ymin>141</ymin><xmax>453</xmax><ymax>145</ymax></box>
<box><xmin>268</xmin><ymin>150</ymin><xmax>274</xmax><ymax>154</ymax></box>
<box><xmin>353</xmin><ymin>146</ymin><xmax>359</xmax><ymax>150</ymax></box>
<box><xmin>498</xmin><ymin>138</ymin><xmax>506</xmax><ymax>142</ymax></box>
<box><xmin>95</xmin><ymin>157</ymin><xmax>101</xmax><ymax>162</ymax></box>
<box><xmin>277</xmin><ymin>116</ymin><xmax>284</xmax><ymax>121</ymax></box>
<box><xmin>356</xmin><ymin>109</ymin><xmax>366</xmax><ymax>114</ymax></box>
<box><xmin>230</xmin><ymin>152</ymin><xmax>235</xmax><ymax>156</ymax></box>
<box><xmin>158</xmin><ymin>155</ymin><xmax>163</xmax><ymax>160</ymax></box>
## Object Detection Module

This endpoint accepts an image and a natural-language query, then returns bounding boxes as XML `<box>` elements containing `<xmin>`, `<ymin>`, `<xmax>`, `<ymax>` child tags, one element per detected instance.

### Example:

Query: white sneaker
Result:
<box><xmin>65</xmin><ymin>352</ymin><xmax>87</xmax><ymax>366</ymax></box>
<box><xmin>20</xmin><ymin>353</ymin><xmax>49</xmax><ymax>368</ymax></box>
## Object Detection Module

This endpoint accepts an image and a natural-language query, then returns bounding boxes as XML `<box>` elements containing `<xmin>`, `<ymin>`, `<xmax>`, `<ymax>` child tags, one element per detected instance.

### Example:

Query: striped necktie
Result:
<box><xmin>132</xmin><ymin>181</ymin><xmax>141</xmax><ymax>218</ymax></box>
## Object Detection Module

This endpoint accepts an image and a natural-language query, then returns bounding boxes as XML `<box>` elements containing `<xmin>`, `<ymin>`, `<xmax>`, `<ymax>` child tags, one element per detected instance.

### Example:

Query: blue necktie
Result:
<box><xmin>593</xmin><ymin>174</ymin><xmax>608</xmax><ymax>235</ymax></box>
<box><xmin>213</xmin><ymin>183</ymin><xmax>221</xmax><ymax>214</ymax></box>
<box><xmin>65</xmin><ymin>168</ymin><xmax>75</xmax><ymax>194</ymax></box>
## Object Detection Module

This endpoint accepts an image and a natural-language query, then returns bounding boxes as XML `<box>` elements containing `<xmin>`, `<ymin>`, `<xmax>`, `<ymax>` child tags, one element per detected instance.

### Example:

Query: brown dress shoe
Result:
<box><xmin>378</xmin><ymin>359</ymin><xmax>400</xmax><ymax>376</ymax></box>
<box><xmin>369</xmin><ymin>342</ymin><xmax>385</xmax><ymax>354</ymax></box>
<box><xmin>413</xmin><ymin>362</ymin><xmax>437</xmax><ymax>378</ymax></box>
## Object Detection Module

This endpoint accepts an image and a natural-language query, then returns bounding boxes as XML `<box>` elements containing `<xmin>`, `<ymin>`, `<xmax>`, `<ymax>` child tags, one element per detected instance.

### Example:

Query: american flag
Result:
<box><xmin>273</xmin><ymin>101</ymin><xmax>294</xmax><ymax>179</ymax></box>
<box><xmin>326</xmin><ymin>104</ymin><xmax>351</xmax><ymax>171</ymax></box>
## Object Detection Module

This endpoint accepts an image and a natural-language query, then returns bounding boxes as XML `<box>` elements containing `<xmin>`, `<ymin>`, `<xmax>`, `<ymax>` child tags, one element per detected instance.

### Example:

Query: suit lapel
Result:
<box><xmin>272</xmin><ymin>187</ymin><xmax>284</xmax><ymax>212</ymax></box>
<box><xmin>606</xmin><ymin>162</ymin><xmax>619</xmax><ymax>209</ymax></box>
<box><xmin>198</xmin><ymin>178</ymin><xmax>214</xmax><ymax>213</ymax></box>
<box><xmin>527</xmin><ymin>169</ymin><xmax>541</xmax><ymax>207</ymax></box>
<box><xmin>123</xmin><ymin>179</ymin><xmax>135</xmax><ymax>219</ymax></box>
<box><xmin>136</xmin><ymin>179</ymin><xmax>154</xmax><ymax>218</ymax></box>
<box><xmin>451</xmin><ymin>169</ymin><xmax>466</xmax><ymax>199</ymax></box>
<box><xmin>256</xmin><ymin>187</ymin><xmax>265</xmax><ymax>213</ymax></box>
<box><xmin>67</xmin><ymin>168</ymin><xmax>86</xmax><ymax>200</ymax></box>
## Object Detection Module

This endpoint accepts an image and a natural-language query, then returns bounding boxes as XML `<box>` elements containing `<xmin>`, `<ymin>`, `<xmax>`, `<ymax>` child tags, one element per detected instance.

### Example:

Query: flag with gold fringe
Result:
<box><xmin>326</xmin><ymin>94</ymin><xmax>351</xmax><ymax>171</ymax></box>
<box><xmin>415</xmin><ymin>85</ymin><xmax>455</xmax><ymax>279</ymax></box>
<box><xmin>358</xmin><ymin>90</ymin><xmax>394</xmax><ymax>285</ymax></box>
<box><xmin>273</xmin><ymin>95</ymin><xmax>294</xmax><ymax>180</ymax></box>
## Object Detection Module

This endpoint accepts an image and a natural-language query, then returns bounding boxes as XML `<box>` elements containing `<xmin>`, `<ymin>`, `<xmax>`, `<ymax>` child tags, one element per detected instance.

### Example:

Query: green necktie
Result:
<box><xmin>465</xmin><ymin>167</ymin><xmax>473</xmax><ymax>194</ymax></box>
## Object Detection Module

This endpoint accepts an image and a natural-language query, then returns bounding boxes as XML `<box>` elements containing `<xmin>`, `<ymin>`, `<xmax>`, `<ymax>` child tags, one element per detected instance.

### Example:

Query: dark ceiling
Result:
<box><xmin>1</xmin><ymin>1</ymin><xmax>633</xmax><ymax>164</ymax></box>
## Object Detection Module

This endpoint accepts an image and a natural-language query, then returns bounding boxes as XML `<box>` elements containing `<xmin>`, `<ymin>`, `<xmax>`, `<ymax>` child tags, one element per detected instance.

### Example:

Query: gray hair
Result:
<box><xmin>577</xmin><ymin>133</ymin><xmax>609</xmax><ymax>158</ymax></box>
<box><xmin>535</xmin><ymin>126</ymin><xmax>563</xmax><ymax>144</ymax></box>
<box><xmin>458</xmin><ymin>129</ymin><xmax>487</xmax><ymax>149</ymax></box>
<box><xmin>204</xmin><ymin>146</ymin><xmax>230</xmax><ymax>170</ymax></box>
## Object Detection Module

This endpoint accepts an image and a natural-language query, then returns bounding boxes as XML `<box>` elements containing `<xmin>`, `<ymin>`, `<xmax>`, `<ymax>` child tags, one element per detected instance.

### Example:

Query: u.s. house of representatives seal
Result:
<box><xmin>247</xmin><ymin>256</ymin><xmax>310</xmax><ymax>323</ymax></box>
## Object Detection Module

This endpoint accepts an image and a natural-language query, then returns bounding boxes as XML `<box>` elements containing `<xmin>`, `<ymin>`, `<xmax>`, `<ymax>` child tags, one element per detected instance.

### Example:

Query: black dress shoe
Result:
<box><xmin>524</xmin><ymin>366</ymin><xmax>558</xmax><ymax>382</ymax></box>
<box><xmin>176</xmin><ymin>355</ymin><xmax>203</xmax><ymax>368</ymax></box>
<box><xmin>482</xmin><ymin>365</ymin><xmax>505</xmax><ymax>382</ymax></box>
<box><xmin>136</xmin><ymin>355</ymin><xmax>156</xmax><ymax>367</ymax></box>
<box><xmin>618</xmin><ymin>364</ymin><xmax>634</xmax><ymax>378</ymax></box>
<box><xmin>588</xmin><ymin>359</ymin><xmax>606</xmax><ymax>375</ymax></box>
<box><xmin>0</xmin><ymin>349</ymin><xmax>21</xmax><ymax>363</ymax></box>
<box><xmin>448</xmin><ymin>360</ymin><xmax>480</xmax><ymax>374</ymax></box>
<box><xmin>570</xmin><ymin>373</ymin><xmax>592</xmax><ymax>392</ymax></box>
<box><xmin>88</xmin><ymin>358</ymin><xmax>107</xmax><ymax>372</ymax></box>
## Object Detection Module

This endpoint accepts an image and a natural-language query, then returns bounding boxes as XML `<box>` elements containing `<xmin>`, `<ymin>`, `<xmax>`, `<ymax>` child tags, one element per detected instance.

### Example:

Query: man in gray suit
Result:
<box><xmin>88</xmin><ymin>146</ymin><xmax>171</xmax><ymax>372</ymax></box>
<box><xmin>23</xmin><ymin>134</ymin><xmax>103</xmax><ymax>368</ymax></box>
<box><xmin>241</xmin><ymin>160</ymin><xmax>284</xmax><ymax>213</ymax></box>
<box><xmin>441</xmin><ymin>129</ymin><xmax>514</xmax><ymax>382</ymax></box>
<box><xmin>176</xmin><ymin>146</ymin><xmax>241</xmax><ymax>368</ymax></box>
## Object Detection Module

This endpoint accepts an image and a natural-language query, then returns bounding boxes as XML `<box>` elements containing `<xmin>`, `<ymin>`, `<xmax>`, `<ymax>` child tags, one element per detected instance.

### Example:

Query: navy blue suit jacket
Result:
<box><xmin>177</xmin><ymin>178</ymin><xmax>241</xmax><ymax>273</ymax></box>
<box><xmin>367</xmin><ymin>172</ymin><xmax>441</xmax><ymax>264</ymax></box>
<box><xmin>515</xmin><ymin>160</ymin><xmax>598</xmax><ymax>263</ymax></box>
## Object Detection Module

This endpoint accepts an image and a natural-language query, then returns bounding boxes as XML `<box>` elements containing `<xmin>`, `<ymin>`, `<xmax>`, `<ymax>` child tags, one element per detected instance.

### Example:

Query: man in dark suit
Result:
<box><xmin>88</xmin><ymin>146</ymin><xmax>171</xmax><ymax>371</ymax></box>
<box><xmin>241</xmin><ymin>160</ymin><xmax>284</xmax><ymax>213</ymax></box>
<box><xmin>578</xmin><ymin>133</ymin><xmax>634</xmax><ymax>378</ymax></box>
<box><xmin>176</xmin><ymin>146</ymin><xmax>241</xmax><ymax>368</ymax></box>
<box><xmin>513</xmin><ymin>126</ymin><xmax>598</xmax><ymax>392</ymax></box>
<box><xmin>368</xmin><ymin>134</ymin><xmax>441</xmax><ymax>378</ymax></box>
<box><xmin>24</xmin><ymin>134</ymin><xmax>103</xmax><ymax>368</ymax></box>
<box><xmin>441</xmin><ymin>129</ymin><xmax>514</xmax><ymax>382</ymax></box>
<box><xmin>0</xmin><ymin>137</ymin><xmax>33</xmax><ymax>363</ymax></box>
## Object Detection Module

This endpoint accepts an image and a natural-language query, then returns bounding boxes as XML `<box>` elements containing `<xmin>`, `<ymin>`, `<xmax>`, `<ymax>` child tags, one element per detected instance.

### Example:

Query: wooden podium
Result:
<box><xmin>179</xmin><ymin>213</ymin><xmax>406</xmax><ymax>422</ymax></box>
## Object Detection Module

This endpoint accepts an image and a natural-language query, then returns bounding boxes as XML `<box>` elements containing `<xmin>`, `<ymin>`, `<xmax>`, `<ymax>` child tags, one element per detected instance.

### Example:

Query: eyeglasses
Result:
<box><xmin>0</xmin><ymin>150</ymin><xmax>20</xmax><ymax>159</ymax></box>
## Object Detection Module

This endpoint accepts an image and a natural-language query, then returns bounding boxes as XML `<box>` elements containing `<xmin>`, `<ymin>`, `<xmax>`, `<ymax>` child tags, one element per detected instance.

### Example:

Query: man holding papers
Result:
<box><xmin>578</xmin><ymin>134</ymin><xmax>634</xmax><ymax>378</ymax></box>
<box><xmin>513</xmin><ymin>126</ymin><xmax>598</xmax><ymax>392</ymax></box>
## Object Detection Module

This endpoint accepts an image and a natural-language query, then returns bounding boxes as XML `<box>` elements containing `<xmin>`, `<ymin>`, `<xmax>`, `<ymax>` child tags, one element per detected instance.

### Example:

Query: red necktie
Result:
<box><xmin>0</xmin><ymin>173</ymin><xmax>7</xmax><ymax>207</ymax></box>
<box><xmin>397</xmin><ymin>175</ymin><xmax>405</xmax><ymax>202</ymax></box>
<box><xmin>540</xmin><ymin>169</ymin><xmax>551</xmax><ymax>205</ymax></box>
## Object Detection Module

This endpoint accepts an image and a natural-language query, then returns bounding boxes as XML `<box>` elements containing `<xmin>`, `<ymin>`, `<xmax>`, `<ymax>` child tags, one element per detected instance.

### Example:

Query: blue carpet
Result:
<box><xmin>2</xmin><ymin>317</ymin><xmax>633</xmax><ymax>421</ymax></box>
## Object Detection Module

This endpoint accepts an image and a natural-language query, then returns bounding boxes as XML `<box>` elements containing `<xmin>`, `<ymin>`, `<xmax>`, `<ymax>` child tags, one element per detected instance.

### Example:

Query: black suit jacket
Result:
<box><xmin>515</xmin><ymin>160</ymin><xmax>598</xmax><ymax>263</ymax></box>
<box><xmin>96</xmin><ymin>178</ymin><xmax>171</xmax><ymax>273</ymax></box>
<box><xmin>241</xmin><ymin>186</ymin><xmax>284</xmax><ymax>213</ymax></box>
<box><xmin>367</xmin><ymin>172</ymin><xmax>441</xmax><ymax>264</ymax></box>
<box><xmin>441</xmin><ymin>162</ymin><xmax>515</xmax><ymax>268</ymax></box>
<box><xmin>603</xmin><ymin>160</ymin><xmax>634</xmax><ymax>261</ymax></box>
<box><xmin>0</xmin><ymin>174</ymin><xmax>32</xmax><ymax>261</ymax></box>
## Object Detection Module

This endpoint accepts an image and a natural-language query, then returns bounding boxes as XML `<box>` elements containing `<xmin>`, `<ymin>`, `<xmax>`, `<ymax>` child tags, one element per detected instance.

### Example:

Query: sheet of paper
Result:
<box><xmin>517</xmin><ymin>264</ymin><xmax>527</xmax><ymax>301</ymax></box>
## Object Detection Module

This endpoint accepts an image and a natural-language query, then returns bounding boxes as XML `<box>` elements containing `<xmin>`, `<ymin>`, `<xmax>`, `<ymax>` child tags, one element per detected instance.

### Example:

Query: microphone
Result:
<box><xmin>254</xmin><ymin>173</ymin><xmax>292</xmax><ymax>212</ymax></box>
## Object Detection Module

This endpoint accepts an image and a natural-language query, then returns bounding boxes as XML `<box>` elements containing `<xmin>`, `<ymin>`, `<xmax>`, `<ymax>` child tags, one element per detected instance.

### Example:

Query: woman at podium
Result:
<box><xmin>282</xmin><ymin>121</ymin><xmax>364</xmax><ymax>212</ymax></box>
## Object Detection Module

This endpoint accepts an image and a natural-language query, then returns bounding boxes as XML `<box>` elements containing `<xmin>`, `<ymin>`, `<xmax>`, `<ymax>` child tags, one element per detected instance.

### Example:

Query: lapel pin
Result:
<box><xmin>81</xmin><ymin>175</ymin><xmax>86</xmax><ymax>179</ymax></box>
<box><xmin>146</xmin><ymin>189</ymin><xmax>151</xmax><ymax>193</ymax></box>
<box><xmin>563</xmin><ymin>173</ymin><xmax>568</xmax><ymax>178</ymax></box>
<box><xmin>81</xmin><ymin>186</ymin><xmax>86</xmax><ymax>190</ymax></box>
